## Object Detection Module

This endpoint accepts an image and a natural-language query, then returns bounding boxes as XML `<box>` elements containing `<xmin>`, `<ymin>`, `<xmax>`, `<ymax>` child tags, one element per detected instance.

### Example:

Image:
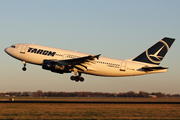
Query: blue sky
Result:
<box><xmin>0</xmin><ymin>0</ymin><xmax>180</xmax><ymax>94</ymax></box>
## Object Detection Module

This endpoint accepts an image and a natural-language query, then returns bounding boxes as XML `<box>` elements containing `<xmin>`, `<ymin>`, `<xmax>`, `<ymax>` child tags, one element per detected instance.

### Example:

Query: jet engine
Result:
<box><xmin>42</xmin><ymin>60</ymin><xmax>71</xmax><ymax>74</ymax></box>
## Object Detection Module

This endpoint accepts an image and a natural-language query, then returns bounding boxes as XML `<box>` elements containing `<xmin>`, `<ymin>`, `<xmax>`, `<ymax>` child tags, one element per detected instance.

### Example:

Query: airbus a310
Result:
<box><xmin>4</xmin><ymin>37</ymin><xmax>175</xmax><ymax>82</ymax></box>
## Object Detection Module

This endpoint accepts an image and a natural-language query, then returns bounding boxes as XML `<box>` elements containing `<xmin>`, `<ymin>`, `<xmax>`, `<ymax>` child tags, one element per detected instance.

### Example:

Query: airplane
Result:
<box><xmin>4</xmin><ymin>37</ymin><xmax>175</xmax><ymax>82</ymax></box>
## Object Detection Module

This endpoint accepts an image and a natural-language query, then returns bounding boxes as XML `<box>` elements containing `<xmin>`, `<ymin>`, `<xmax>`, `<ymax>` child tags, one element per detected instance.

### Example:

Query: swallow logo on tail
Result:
<box><xmin>132</xmin><ymin>37</ymin><xmax>175</xmax><ymax>65</ymax></box>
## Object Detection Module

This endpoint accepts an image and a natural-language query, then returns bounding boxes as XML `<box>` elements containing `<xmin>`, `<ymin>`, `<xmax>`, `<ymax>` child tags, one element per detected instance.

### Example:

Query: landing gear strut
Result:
<box><xmin>22</xmin><ymin>61</ymin><xmax>26</xmax><ymax>71</ymax></box>
<box><xmin>70</xmin><ymin>72</ymin><xmax>84</xmax><ymax>82</ymax></box>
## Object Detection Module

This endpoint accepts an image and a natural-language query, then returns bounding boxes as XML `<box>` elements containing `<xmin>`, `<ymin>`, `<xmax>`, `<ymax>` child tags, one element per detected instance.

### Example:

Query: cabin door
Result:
<box><xmin>20</xmin><ymin>45</ymin><xmax>27</xmax><ymax>54</ymax></box>
<box><xmin>120</xmin><ymin>62</ymin><xmax>126</xmax><ymax>71</ymax></box>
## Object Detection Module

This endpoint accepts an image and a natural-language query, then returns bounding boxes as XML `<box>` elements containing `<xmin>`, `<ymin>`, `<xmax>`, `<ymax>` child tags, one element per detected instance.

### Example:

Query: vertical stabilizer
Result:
<box><xmin>132</xmin><ymin>37</ymin><xmax>175</xmax><ymax>65</ymax></box>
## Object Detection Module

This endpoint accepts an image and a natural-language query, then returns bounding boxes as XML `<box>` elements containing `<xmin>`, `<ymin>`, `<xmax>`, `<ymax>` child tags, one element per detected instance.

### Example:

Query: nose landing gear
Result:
<box><xmin>22</xmin><ymin>61</ymin><xmax>27</xmax><ymax>71</ymax></box>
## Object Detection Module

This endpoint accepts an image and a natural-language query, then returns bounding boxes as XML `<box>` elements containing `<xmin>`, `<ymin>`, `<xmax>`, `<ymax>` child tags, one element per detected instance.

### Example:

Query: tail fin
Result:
<box><xmin>132</xmin><ymin>37</ymin><xmax>175</xmax><ymax>65</ymax></box>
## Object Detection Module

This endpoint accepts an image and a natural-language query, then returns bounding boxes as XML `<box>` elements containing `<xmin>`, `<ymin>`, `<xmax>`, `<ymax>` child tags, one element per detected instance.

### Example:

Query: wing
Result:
<box><xmin>57</xmin><ymin>54</ymin><xmax>101</xmax><ymax>74</ymax></box>
<box><xmin>57</xmin><ymin>54</ymin><xmax>100</xmax><ymax>66</ymax></box>
<box><xmin>42</xmin><ymin>54</ymin><xmax>101</xmax><ymax>75</ymax></box>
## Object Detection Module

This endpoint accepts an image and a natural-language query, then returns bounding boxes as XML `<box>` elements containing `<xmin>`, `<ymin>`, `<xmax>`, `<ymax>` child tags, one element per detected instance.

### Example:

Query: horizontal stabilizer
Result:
<box><xmin>142</xmin><ymin>66</ymin><xmax>168</xmax><ymax>72</ymax></box>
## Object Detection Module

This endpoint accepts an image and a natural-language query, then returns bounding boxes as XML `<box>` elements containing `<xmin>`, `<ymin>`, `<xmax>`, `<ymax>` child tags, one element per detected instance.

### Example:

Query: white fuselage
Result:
<box><xmin>5</xmin><ymin>43</ymin><xmax>167</xmax><ymax>77</ymax></box>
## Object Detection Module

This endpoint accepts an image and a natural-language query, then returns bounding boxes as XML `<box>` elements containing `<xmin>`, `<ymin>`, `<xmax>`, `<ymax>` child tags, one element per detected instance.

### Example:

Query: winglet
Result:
<box><xmin>88</xmin><ymin>54</ymin><xmax>101</xmax><ymax>60</ymax></box>
<box><xmin>95</xmin><ymin>54</ymin><xmax>101</xmax><ymax>60</ymax></box>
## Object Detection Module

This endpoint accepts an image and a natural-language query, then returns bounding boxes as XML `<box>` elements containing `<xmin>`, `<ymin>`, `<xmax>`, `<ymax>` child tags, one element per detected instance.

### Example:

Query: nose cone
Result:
<box><xmin>4</xmin><ymin>47</ymin><xmax>11</xmax><ymax>56</ymax></box>
<box><xmin>4</xmin><ymin>45</ymin><xmax>19</xmax><ymax>59</ymax></box>
<box><xmin>4</xmin><ymin>47</ymin><xmax>8</xmax><ymax>54</ymax></box>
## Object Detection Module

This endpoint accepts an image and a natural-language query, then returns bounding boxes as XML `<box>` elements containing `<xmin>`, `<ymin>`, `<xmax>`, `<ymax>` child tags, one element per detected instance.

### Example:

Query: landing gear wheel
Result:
<box><xmin>70</xmin><ymin>72</ymin><xmax>85</xmax><ymax>82</ymax></box>
<box><xmin>75</xmin><ymin>79</ymin><xmax>79</xmax><ymax>82</ymax></box>
<box><xmin>22</xmin><ymin>67</ymin><xmax>26</xmax><ymax>71</ymax></box>
<box><xmin>80</xmin><ymin>77</ymin><xmax>84</xmax><ymax>82</ymax></box>
<box><xmin>22</xmin><ymin>61</ymin><xmax>27</xmax><ymax>71</ymax></box>
<box><xmin>70</xmin><ymin>76</ymin><xmax>75</xmax><ymax>81</ymax></box>
<box><xmin>75</xmin><ymin>76</ymin><xmax>80</xmax><ymax>82</ymax></box>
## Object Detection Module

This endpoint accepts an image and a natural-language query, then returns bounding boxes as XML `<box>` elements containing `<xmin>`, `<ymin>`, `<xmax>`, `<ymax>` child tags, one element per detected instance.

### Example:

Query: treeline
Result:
<box><xmin>0</xmin><ymin>90</ymin><xmax>180</xmax><ymax>98</ymax></box>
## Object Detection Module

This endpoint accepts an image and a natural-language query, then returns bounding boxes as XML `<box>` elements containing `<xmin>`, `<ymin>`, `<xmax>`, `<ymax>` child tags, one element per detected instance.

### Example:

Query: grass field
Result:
<box><xmin>0</xmin><ymin>103</ymin><xmax>180</xmax><ymax>119</ymax></box>
<box><xmin>0</xmin><ymin>98</ymin><xmax>180</xmax><ymax>119</ymax></box>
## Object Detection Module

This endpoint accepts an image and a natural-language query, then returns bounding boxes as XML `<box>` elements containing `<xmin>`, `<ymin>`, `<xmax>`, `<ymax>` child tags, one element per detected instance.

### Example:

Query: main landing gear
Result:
<box><xmin>22</xmin><ymin>61</ymin><xmax>27</xmax><ymax>71</ymax></box>
<box><xmin>70</xmin><ymin>72</ymin><xmax>84</xmax><ymax>82</ymax></box>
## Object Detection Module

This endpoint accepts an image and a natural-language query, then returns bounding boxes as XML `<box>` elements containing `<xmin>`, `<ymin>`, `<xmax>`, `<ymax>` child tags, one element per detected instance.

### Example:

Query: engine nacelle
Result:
<box><xmin>42</xmin><ymin>60</ymin><xmax>71</xmax><ymax>74</ymax></box>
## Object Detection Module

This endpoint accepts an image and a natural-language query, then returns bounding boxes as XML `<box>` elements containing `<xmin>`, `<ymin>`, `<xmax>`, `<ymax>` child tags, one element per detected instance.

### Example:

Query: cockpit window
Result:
<box><xmin>11</xmin><ymin>45</ymin><xmax>16</xmax><ymax>48</ymax></box>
